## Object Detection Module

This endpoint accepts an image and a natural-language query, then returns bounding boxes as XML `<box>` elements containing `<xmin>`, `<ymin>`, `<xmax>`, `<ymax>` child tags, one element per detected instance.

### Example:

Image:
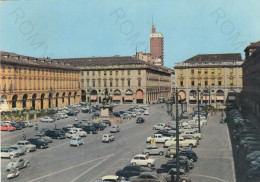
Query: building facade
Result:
<box><xmin>0</xmin><ymin>51</ymin><xmax>81</xmax><ymax>111</ymax></box>
<box><xmin>55</xmin><ymin>56</ymin><xmax>172</xmax><ymax>104</ymax></box>
<box><xmin>174</xmin><ymin>54</ymin><xmax>243</xmax><ymax>105</ymax></box>
<box><xmin>150</xmin><ymin>24</ymin><xmax>164</xmax><ymax>66</ymax></box>
<box><xmin>242</xmin><ymin>41</ymin><xmax>260</xmax><ymax>119</ymax></box>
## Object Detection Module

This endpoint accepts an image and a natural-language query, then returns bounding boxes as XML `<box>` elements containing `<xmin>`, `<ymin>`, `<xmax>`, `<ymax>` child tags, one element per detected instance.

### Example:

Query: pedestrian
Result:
<box><xmin>35</xmin><ymin>123</ymin><xmax>38</xmax><ymax>131</ymax></box>
<box><xmin>75</xmin><ymin>117</ymin><xmax>78</xmax><ymax>122</ymax></box>
<box><xmin>54</xmin><ymin>123</ymin><xmax>56</xmax><ymax>129</ymax></box>
<box><xmin>22</xmin><ymin>131</ymin><xmax>26</xmax><ymax>140</ymax></box>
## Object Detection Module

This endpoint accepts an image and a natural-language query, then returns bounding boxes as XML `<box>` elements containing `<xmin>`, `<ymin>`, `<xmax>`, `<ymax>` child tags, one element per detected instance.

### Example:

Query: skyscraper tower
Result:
<box><xmin>150</xmin><ymin>24</ymin><xmax>164</xmax><ymax>66</ymax></box>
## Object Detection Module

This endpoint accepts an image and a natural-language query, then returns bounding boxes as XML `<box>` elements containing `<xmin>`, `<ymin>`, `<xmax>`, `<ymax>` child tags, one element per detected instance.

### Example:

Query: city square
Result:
<box><xmin>1</xmin><ymin>1</ymin><xmax>260</xmax><ymax>182</ymax></box>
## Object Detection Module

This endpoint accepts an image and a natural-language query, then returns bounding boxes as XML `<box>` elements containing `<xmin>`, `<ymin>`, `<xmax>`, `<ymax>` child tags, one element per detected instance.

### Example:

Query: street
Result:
<box><xmin>1</xmin><ymin>104</ymin><xmax>236</xmax><ymax>182</ymax></box>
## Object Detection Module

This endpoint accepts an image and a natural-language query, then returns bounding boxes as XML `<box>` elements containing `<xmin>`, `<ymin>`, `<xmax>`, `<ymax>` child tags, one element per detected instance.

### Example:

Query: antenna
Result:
<box><xmin>136</xmin><ymin>44</ymin><xmax>138</xmax><ymax>56</ymax></box>
<box><xmin>152</xmin><ymin>14</ymin><xmax>153</xmax><ymax>25</ymax></box>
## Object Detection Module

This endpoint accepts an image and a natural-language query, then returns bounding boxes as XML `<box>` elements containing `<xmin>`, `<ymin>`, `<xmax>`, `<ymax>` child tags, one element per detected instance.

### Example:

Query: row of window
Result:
<box><xmin>82</xmin><ymin>78</ymin><xmax>142</xmax><ymax>87</ymax></box>
<box><xmin>1</xmin><ymin>79</ymin><xmax>80</xmax><ymax>91</ymax></box>
<box><xmin>180</xmin><ymin>79</ymin><xmax>235</xmax><ymax>86</ymax></box>
<box><xmin>2</xmin><ymin>66</ymin><xmax>78</xmax><ymax>76</ymax></box>
<box><xmin>82</xmin><ymin>70</ymin><xmax>142</xmax><ymax>76</ymax></box>
<box><xmin>180</xmin><ymin>68</ymin><xmax>235</xmax><ymax>75</ymax></box>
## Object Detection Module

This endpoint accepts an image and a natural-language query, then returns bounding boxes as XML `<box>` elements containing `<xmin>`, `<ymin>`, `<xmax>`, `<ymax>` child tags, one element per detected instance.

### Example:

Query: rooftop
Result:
<box><xmin>184</xmin><ymin>53</ymin><xmax>242</xmax><ymax>63</ymax></box>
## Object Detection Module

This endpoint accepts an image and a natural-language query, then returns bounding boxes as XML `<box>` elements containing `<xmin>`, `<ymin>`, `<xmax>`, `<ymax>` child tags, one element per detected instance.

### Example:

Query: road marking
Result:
<box><xmin>190</xmin><ymin>174</ymin><xmax>229</xmax><ymax>182</ymax></box>
<box><xmin>26</xmin><ymin>154</ymin><xmax>113</xmax><ymax>182</ymax></box>
<box><xmin>89</xmin><ymin>160</ymin><xmax>120</xmax><ymax>182</ymax></box>
<box><xmin>71</xmin><ymin>154</ymin><xmax>114</xmax><ymax>182</ymax></box>
<box><xmin>194</xmin><ymin>149</ymin><xmax>232</xmax><ymax>151</ymax></box>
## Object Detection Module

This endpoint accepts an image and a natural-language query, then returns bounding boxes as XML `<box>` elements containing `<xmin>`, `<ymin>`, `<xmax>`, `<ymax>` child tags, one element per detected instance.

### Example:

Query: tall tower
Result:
<box><xmin>150</xmin><ymin>24</ymin><xmax>164</xmax><ymax>66</ymax></box>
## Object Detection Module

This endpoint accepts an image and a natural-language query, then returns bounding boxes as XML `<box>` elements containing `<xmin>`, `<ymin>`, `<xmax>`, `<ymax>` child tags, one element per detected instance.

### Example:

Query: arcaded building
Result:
<box><xmin>242</xmin><ymin>41</ymin><xmax>260</xmax><ymax>119</ymax></box>
<box><xmin>0</xmin><ymin>51</ymin><xmax>81</xmax><ymax>111</ymax></box>
<box><xmin>55</xmin><ymin>56</ymin><xmax>172</xmax><ymax>104</ymax></box>
<box><xmin>174</xmin><ymin>54</ymin><xmax>243</xmax><ymax>105</ymax></box>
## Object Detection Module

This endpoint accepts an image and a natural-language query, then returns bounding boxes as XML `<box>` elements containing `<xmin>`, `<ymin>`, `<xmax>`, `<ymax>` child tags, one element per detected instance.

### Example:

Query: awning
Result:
<box><xmin>136</xmin><ymin>91</ymin><xmax>143</xmax><ymax>100</ymax></box>
<box><xmin>189</xmin><ymin>96</ymin><xmax>196</xmax><ymax>100</ymax></box>
<box><xmin>216</xmin><ymin>96</ymin><xmax>224</xmax><ymax>100</ymax></box>
<box><xmin>125</xmin><ymin>95</ymin><xmax>133</xmax><ymax>101</ymax></box>
<box><xmin>203</xmin><ymin>96</ymin><xmax>209</xmax><ymax>100</ymax></box>
<box><xmin>113</xmin><ymin>96</ymin><xmax>121</xmax><ymax>101</ymax></box>
<box><xmin>90</xmin><ymin>95</ymin><xmax>97</xmax><ymax>100</ymax></box>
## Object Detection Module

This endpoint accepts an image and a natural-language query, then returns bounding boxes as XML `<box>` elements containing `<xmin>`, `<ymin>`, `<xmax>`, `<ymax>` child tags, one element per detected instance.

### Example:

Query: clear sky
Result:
<box><xmin>1</xmin><ymin>0</ymin><xmax>260</xmax><ymax>68</ymax></box>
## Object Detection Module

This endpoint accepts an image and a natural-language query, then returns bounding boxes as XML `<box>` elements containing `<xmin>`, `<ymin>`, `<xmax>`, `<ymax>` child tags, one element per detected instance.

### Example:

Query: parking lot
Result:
<box><xmin>1</xmin><ymin>104</ymin><xmax>236</xmax><ymax>182</ymax></box>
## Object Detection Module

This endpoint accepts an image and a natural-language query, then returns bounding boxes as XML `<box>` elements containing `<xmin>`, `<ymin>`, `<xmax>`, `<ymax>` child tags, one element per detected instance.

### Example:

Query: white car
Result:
<box><xmin>146</xmin><ymin>134</ymin><xmax>171</xmax><ymax>143</ymax></box>
<box><xmin>16</xmin><ymin>141</ymin><xmax>36</xmax><ymax>152</ymax></box>
<box><xmin>69</xmin><ymin>128</ymin><xmax>87</xmax><ymax>137</ymax></box>
<box><xmin>1</xmin><ymin>148</ymin><xmax>19</xmax><ymax>159</ymax></box>
<box><xmin>9</xmin><ymin>145</ymin><xmax>25</xmax><ymax>156</ymax></box>
<box><xmin>164</xmin><ymin>137</ymin><xmax>198</xmax><ymax>148</ymax></box>
<box><xmin>70</xmin><ymin>136</ymin><xmax>84</xmax><ymax>147</ymax></box>
<box><xmin>110</xmin><ymin>125</ymin><xmax>120</xmax><ymax>133</ymax></box>
<box><xmin>153</xmin><ymin>123</ymin><xmax>165</xmax><ymax>130</ymax></box>
<box><xmin>65</xmin><ymin>130</ymin><xmax>78</xmax><ymax>138</ymax></box>
<box><xmin>144</xmin><ymin>110</ymin><xmax>149</xmax><ymax>115</ymax></box>
<box><xmin>181</xmin><ymin>130</ymin><xmax>202</xmax><ymax>139</ymax></box>
<box><xmin>102</xmin><ymin>134</ymin><xmax>115</xmax><ymax>143</ymax></box>
<box><xmin>130</xmin><ymin>154</ymin><xmax>155</xmax><ymax>167</ymax></box>
<box><xmin>40</xmin><ymin>117</ymin><xmax>54</xmax><ymax>123</ymax></box>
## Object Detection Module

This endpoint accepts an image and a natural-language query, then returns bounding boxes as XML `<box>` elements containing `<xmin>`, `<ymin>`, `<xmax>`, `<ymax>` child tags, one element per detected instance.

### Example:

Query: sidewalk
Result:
<box><xmin>190</xmin><ymin>113</ymin><xmax>236</xmax><ymax>182</ymax></box>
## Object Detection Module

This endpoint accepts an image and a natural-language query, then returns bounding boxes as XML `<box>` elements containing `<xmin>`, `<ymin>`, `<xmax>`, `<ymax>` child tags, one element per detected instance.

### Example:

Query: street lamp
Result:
<box><xmin>166</xmin><ymin>88</ymin><xmax>187</xmax><ymax>182</ymax></box>
<box><xmin>193</xmin><ymin>87</ymin><xmax>203</xmax><ymax>133</ymax></box>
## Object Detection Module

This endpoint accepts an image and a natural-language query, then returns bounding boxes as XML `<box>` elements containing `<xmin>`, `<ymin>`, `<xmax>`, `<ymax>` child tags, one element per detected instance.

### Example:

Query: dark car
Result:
<box><xmin>82</xmin><ymin>109</ymin><xmax>91</xmax><ymax>113</ymax></box>
<box><xmin>156</xmin><ymin>161</ymin><xmax>189</xmax><ymax>174</ymax></box>
<box><xmin>49</xmin><ymin>115</ymin><xmax>57</xmax><ymax>121</ymax></box>
<box><xmin>155</xmin><ymin>130</ymin><xmax>176</xmax><ymax>137</ymax></box>
<box><xmin>113</xmin><ymin>112</ymin><xmax>120</xmax><ymax>117</ymax></box>
<box><xmin>39</xmin><ymin>128</ymin><xmax>50</xmax><ymax>134</ymax></box>
<box><xmin>10</xmin><ymin>123</ymin><xmax>22</xmax><ymax>130</ymax></box>
<box><xmin>27</xmin><ymin>137</ymin><xmax>48</xmax><ymax>149</ymax></box>
<box><xmin>247</xmin><ymin>165</ymin><xmax>260</xmax><ymax>178</ymax></box>
<box><xmin>92</xmin><ymin>112</ymin><xmax>100</xmax><ymax>119</ymax></box>
<box><xmin>82</xmin><ymin>125</ymin><xmax>97</xmax><ymax>134</ymax></box>
<box><xmin>174</xmin><ymin>150</ymin><xmax>198</xmax><ymax>162</ymax></box>
<box><xmin>53</xmin><ymin>129</ymin><xmax>65</xmax><ymax>135</ymax></box>
<box><xmin>45</xmin><ymin>130</ymin><xmax>65</xmax><ymax>139</ymax></box>
<box><xmin>116</xmin><ymin>165</ymin><xmax>152</xmax><ymax>180</ymax></box>
<box><xmin>93</xmin><ymin>122</ymin><xmax>105</xmax><ymax>130</ymax></box>
<box><xmin>136</xmin><ymin>117</ymin><xmax>145</xmax><ymax>124</ymax></box>
<box><xmin>16</xmin><ymin>122</ymin><xmax>26</xmax><ymax>128</ymax></box>
<box><xmin>67</xmin><ymin>111</ymin><xmax>78</xmax><ymax>116</ymax></box>
<box><xmin>102</xmin><ymin>120</ymin><xmax>111</xmax><ymax>126</ymax></box>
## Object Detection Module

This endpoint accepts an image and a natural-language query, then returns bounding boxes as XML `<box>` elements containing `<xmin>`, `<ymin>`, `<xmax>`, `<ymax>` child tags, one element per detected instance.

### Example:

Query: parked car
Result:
<box><xmin>136</xmin><ymin>117</ymin><xmax>145</xmax><ymax>124</ymax></box>
<box><xmin>9</xmin><ymin>145</ymin><xmax>25</xmax><ymax>156</ymax></box>
<box><xmin>102</xmin><ymin>134</ymin><xmax>115</xmax><ymax>143</ymax></box>
<box><xmin>1</xmin><ymin>124</ymin><xmax>16</xmax><ymax>131</ymax></box>
<box><xmin>82</xmin><ymin>125</ymin><xmax>98</xmax><ymax>134</ymax></box>
<box><xmin>175</xmin><ymin>150</ymin><xmax>198</xmax><ymax>162</ymax></box>
<box><xmin>45</xmin><ymin>130</ymin><xmax>65</xmax><ymax>139</ymax></box>
<box><xmin>67</xmin><ymin>111</ymin><xmax>78</xmax><ymax>116</ymax></box>
<box><xmin>70</xmin><ymin>136</ymin><xmax>84</xmax><ymax>147</ymax></box>
<box><xmin>40</xmin><ymin>117</ymin><xmax>54</xmax><ymax>123</ymax></box>
<box><xmin>142</xmin><ymin>145</ymin><xmax>164</xmax><ymax>156</ymax></box>
<box><xmin>69</xmin><ymin>128</ymin><xmax>87</xmax><ymax>137</ymax></box>
<box><xmin>247</xmin><ymin>165</ymin><xmax>260</xmax><ymax>178</ymax></box>
<box><xmin>161</xmin><ymin>168</ymin><xmax>191</xmax><ymax>182</ymax></box>
<box><xmin>110</xmin><ymin>125</ymin><xmax>120</xmax><ymax>133</ymax></box>
<box><xmin>1</xmin><ymin>148</ymin><xmax>19</xmax><ymax>159</ymax></box>
<box><xmin>93</xmin><ymin>122</ymin><xmax>105</xmax><ymax>130</ymax></box>
<box><xmin>65</xmin><ymin>130</ymin><xmax>78</xmax><ymax>138</ymax></box>
<box><xmin>146</xmin><ymin>134</ymin><xmax>171</xmax><ymax>143</ymax></box>
<box><xmin>22</xmin><ymin>121</ymin><xmax>33</xmax><ymax>127</ymax></box>
<box><xmin>153</xmin><ymin>123</ymin><xmax>165</xmax><ymax>130</ymax></box>
<box><xmin>35</xmin><ymin>132</ymin><xmax>53</xmax><ymax>143</ymax></box>
<box><xmin>16</xmin><ymin>141</ymin><xmax>36</xmax><ymax>152</ymax></box>
<box><xmin>113</xmin><ymin>112</ymin><xmax>121</xmax><ymax>117</ymax></box>
<box><xmin>130</xmin><ymin>154</ymin><xmax>155</xmax><ymax>167</ymax></box>
<box><xmin>164</xmin><ymin>137</ymin><xmax>198</xmax><ymax>148</ymax></box>
<box><xmin>92</xmin><ymin>112</ymin><xmax>100</xmax><ymax>118</ymax></box>
<box><xmin>116</xmin><ymin>165</ymin><xmax>152</xmax><ymax>180</ymax></box>
<box><xmin>16</xmin><ymin>122</ymin><xmax>26</xmax><ymax>128</ymax></box>
<box><xmin>102</xmin><ymin>120</ymin><xmax>112</xmax><ymax>126</ymax></box>
<box><xmin>144</xmin><ymin>110</ymin><xmax>150</xmax><ymax>115</ymax></box>
<box><xmin>129</xmin><ymin>172</ymin><xmax>167</xmax><ymax>182</ymax></box>
<box><xmin>6</xmin><ymin>158</ymin><xmax>30</xmax><ymax>171</ymax></box>
<box><xmin>27</xmin><ymin>138</ymin><xmax>49</xmax><ymax>149</ymax></box>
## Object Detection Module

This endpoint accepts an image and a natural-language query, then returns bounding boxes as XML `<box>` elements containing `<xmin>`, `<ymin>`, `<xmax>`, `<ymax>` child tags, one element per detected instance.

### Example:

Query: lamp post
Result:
<box><xmin>193</xmin><ymin>87</ymin><xmax>203</xmax><ymax>133</ymax></box>
<box><xmin>166</xmin><ymin>88</ymin><xmax>187</xmax><ymax>182</ymax></box>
